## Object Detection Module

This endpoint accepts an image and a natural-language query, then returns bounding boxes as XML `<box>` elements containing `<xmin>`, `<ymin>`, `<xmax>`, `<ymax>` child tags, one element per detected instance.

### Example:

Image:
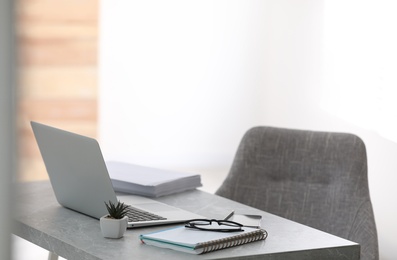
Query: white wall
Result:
<box><xmin>99</xmin><ymin>0</ymin><xmax>268</xmax><ymax>169</ymax></box>
<box><xmin>99</xmin><ymin>0</ymin><xmax>396</xmax><ymax>258</ymax></box>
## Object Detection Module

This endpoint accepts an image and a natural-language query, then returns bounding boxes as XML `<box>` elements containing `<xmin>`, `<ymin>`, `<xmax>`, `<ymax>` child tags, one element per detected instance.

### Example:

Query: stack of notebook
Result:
<box><xmin>106</xmin><ymin>161</ymin><xmax>202</xmax><ymax>197</ymax></box>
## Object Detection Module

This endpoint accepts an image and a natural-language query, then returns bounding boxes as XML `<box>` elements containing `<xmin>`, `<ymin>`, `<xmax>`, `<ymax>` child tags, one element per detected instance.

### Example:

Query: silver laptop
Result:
<box><xmin>31</xmin><ymin>121</ymin><xmax>204</xmax><ymax>228</ymax></box>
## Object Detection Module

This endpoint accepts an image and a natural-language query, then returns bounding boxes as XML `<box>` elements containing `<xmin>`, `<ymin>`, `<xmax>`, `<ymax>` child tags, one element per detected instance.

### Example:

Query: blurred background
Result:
<box><xmin>12</xmin><ymin>0</ymin><xmax>397</xmax><ymax>259</ymax></box>
<box><xmin>17</xmin><ymin>0</ymin><xmax>98</xmax><ymax>182</ymax></box>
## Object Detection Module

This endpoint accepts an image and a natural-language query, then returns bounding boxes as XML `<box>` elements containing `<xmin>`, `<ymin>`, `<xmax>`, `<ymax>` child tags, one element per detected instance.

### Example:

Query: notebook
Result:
<box><xmin>31</xmin><ymin>121</ymin><xmax>204</xmax><ymax>228</ymax></box>
<box><xmin>140</xmin><ymin>225</ymin><xmax>268</xmax><ymax>254</ymax></box>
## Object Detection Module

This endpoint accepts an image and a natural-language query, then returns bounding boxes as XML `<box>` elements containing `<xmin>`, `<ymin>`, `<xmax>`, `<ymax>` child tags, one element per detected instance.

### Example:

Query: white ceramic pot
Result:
<box><xmin>100</xmin><ymin>215</ymin><xmax>128</xmax><ymax>239</ymax></box>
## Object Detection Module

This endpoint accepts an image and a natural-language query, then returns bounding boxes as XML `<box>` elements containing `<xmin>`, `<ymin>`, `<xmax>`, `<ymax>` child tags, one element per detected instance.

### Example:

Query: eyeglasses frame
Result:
<box><xmin>184</xmin><ymin>218</ymin><xmax>245</xmax><ymax>232</ymax></box>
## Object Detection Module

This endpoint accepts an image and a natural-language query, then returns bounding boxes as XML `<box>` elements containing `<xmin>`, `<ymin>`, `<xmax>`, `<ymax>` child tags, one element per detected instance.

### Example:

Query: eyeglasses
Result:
<box><xmin>185</xmin><ymin>219</ymin><xmax>244</xmax><ymax>232</ymax></box>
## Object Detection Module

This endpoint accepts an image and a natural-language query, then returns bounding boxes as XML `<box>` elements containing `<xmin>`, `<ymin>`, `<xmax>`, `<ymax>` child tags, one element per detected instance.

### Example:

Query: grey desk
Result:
<box><xmin>14</xmin><ymin>181</ymin><xmax>359</xmax><ymax>260</ymax></box>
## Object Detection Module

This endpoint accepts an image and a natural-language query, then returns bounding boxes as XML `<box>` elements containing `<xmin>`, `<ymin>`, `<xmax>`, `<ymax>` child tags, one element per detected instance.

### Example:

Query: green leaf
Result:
<box><xmin>104</xmin><ymin>200</ymin><xmax>129</xmax><ymax>219</ymax></box>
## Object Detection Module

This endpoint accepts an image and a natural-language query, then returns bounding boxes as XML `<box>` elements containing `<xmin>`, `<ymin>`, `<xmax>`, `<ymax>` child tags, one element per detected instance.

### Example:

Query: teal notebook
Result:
<box><xmin>140</xmin><ymin>225</ymin><xmax>268</xmax><ymax>254</ymax></box>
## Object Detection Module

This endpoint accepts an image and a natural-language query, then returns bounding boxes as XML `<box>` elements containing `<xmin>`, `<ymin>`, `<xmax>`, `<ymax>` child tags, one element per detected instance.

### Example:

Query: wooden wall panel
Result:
<box><xmin>17</xmin><ymin>0</ymin><xmax>98</xmax><ymax>181</ymax></box>
<box><xmin>19</xmin><ymin>67</ymin><xmax>97</xmax><ymax>99</ymax></box>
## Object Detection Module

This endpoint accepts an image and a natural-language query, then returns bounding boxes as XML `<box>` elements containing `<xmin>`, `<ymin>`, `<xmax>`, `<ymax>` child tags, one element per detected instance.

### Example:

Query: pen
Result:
<box><xmin>224</xmin><ymin>210</ymin><xmax>235</xmax><ymax>221</ymax></box>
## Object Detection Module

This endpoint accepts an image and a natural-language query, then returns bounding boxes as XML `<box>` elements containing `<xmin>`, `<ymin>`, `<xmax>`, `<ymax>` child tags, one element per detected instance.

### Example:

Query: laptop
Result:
<box><xmin>31</xmin><ymin>121</ymin><xmax>204</xmax><ymax>228</ymax></box>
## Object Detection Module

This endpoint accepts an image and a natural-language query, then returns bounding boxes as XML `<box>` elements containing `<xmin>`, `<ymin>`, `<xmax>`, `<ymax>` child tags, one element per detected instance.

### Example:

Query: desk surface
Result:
<box><xmin>14</xmin><ymin>181</ymin><xmax>359</xmax><ymax>260</ymax></box>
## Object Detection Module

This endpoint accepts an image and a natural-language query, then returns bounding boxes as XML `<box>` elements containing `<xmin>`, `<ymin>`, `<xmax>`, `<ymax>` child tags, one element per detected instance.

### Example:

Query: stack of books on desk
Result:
<box><xmin>106</xmin><ymin>161</ymin><xmax>202</xmax><ymax>197</ymax></box>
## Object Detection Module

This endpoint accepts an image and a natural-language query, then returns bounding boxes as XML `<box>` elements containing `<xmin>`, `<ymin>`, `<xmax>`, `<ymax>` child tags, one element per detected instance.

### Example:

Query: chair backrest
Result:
<box><xmin>216</xmin><ymin>126</ymin><xmax>378</xmax><ymax>260</ymax></box>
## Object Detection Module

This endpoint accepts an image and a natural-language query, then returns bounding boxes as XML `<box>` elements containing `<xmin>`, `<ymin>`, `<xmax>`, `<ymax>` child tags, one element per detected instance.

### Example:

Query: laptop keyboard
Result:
<box><xmin>126</xmin><ymin>206</ymin><xmax>167</xmax><ymax>222</ymax></box>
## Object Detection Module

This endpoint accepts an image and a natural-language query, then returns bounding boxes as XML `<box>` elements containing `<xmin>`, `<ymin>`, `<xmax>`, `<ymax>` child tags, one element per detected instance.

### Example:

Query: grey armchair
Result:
<box><xmin>216</xmin><ymin>126</ymin><xmax>378</xmax><ymax>260</ymax></box>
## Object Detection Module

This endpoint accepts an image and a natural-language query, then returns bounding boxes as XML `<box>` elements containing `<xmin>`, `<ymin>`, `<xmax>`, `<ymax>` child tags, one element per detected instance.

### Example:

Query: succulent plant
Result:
<box><xmin>104</xmin><ymin>200</ymin><xmax>129</xmax><ymax>219</ymax></box>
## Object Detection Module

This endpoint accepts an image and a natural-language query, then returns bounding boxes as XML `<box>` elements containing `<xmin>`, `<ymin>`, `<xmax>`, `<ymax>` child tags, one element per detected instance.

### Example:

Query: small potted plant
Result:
<box><xmin>100</xmin><ymin>200</ymin><xmax>129</xmax><ymax>238</ymax></box>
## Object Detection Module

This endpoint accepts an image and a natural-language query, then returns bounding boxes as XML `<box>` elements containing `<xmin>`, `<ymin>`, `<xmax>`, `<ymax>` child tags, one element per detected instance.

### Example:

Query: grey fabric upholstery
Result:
<box><xmin>216</xmin><ymin>126</ymin><xmax>379</xmax><ymax>260</ymax></box>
